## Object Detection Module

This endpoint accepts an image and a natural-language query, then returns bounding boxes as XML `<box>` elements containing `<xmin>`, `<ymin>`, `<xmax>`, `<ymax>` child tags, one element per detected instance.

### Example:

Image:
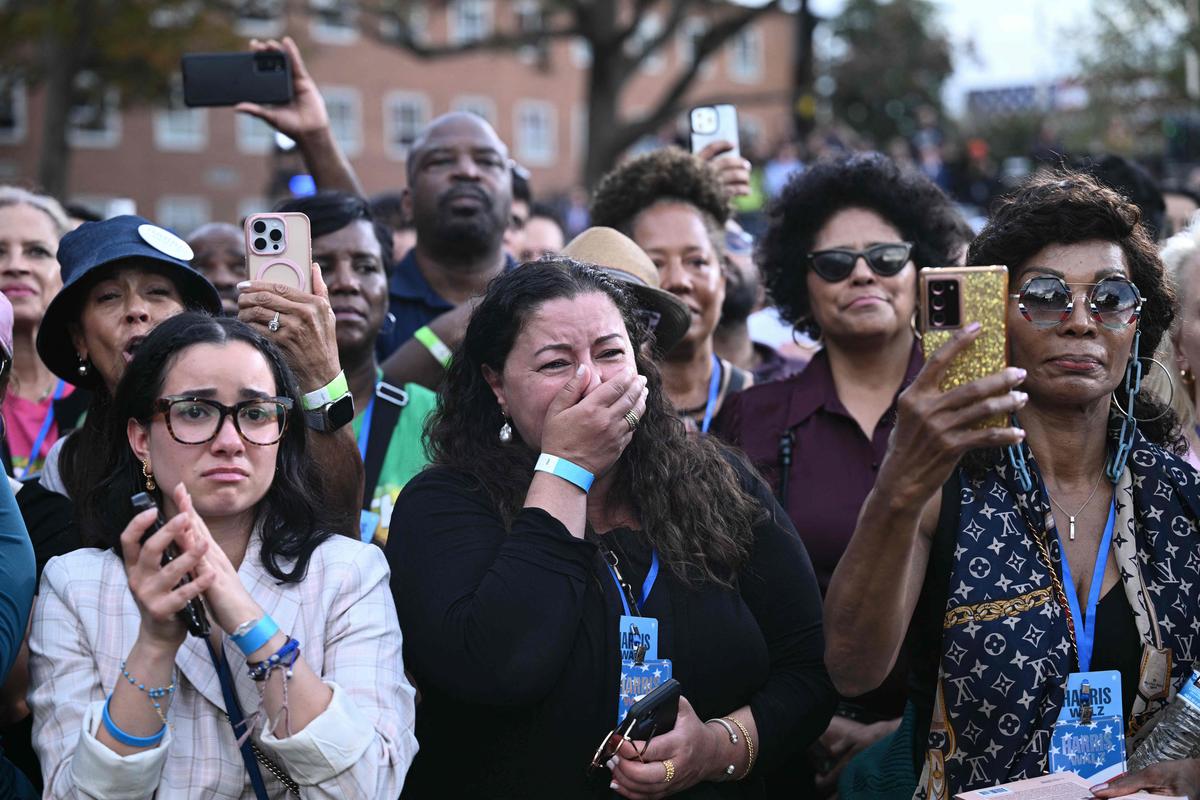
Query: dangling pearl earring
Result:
<box><xmin>498</xmin><ymin>418</ymin><xmax>513</xmax><ymax>443</ymax></box>
<box><xmin>141</xmin><ymin>460</ymin><xmax>156</xmax><ymax>492</ymax></box>
<box><xmin>77</xmin><ymin>354</ymin><xmax>89</xmax><ymax>377</ymax></box>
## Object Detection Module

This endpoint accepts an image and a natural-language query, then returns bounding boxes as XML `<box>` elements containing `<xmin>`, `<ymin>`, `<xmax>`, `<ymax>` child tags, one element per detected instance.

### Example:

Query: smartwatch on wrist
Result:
<box><xmin>302</xmin><ymin>370</ymin><xmax>355</xmax><ymax>432</ymax></box>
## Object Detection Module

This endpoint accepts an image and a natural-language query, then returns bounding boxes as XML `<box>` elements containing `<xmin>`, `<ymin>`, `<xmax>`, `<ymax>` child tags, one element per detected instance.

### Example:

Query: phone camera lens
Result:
<box><xmin>253</xmin><ymin>220</ymin><xmax>267</xmax><ymax>234</ymax></box>
<box><xmin>932</xmin><ymin>312</ymin><xmax>945</xmax><ymax>327</ymax></box>
<box><xmin>269</xmin><ymin>229</ymin><xmax>282</xmax><ymax>242</ymax></box>
<box><xmin>931</xmin><ymin>283</ymin><xmax>945</xmax><ymax>296</ymax></box>
<box><xmin>254</xmin><ymin>237</ymin><xmax>267</xmax><ymax>251</ymax></box>
<box><xmin>932</xmin><ymin>298</ymin><xmax>945</xmax><ymax>311</ymax></box>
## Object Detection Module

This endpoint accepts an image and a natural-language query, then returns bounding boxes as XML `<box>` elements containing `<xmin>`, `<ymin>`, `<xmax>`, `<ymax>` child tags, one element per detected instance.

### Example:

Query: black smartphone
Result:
<box><xmin>624</xmin><ymin>678</ymin><xmax>681</xmax><ymax>740</ymax></box>
<box><xmin>131</xmin><ymin>492</ymin><xmax>211</xmax><ymax>638</ymax></box>
<box><xmin>181</xmin><ymin>51</ymin><xmax>293</xmax><ymax>108</ymax></box>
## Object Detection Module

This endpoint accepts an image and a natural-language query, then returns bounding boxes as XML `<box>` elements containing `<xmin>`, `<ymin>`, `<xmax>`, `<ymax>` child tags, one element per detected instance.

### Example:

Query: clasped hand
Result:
<box><xmin>609</xmin><ymin>697</ymin><xmax>720</xmax><ymax>799</ymax></box>
<box><xmin>121</xmin><ymin>484</ymin><xmax>263</xmax><ymax>650</ymax></box>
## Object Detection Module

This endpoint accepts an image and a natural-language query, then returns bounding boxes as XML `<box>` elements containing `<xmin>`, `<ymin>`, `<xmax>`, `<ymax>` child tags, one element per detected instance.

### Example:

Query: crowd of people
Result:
<box><xmin>0</xmin><ymin>33</ymin><xmax>1199</xmax><ymax>800</ymax></box>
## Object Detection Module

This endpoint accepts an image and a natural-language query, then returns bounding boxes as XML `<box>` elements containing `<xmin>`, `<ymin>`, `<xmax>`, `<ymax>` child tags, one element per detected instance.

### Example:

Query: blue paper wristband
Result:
<box><xmin>534</xmin><ymin>453</ymin><xmax>595</xmax><ymax>493</ymax></box>
<box><xmin>102</xmin><ymin>695</ymin><xmax>165</xmax><ymax>748</ymax></box>
<box><xmin>230</xmin><ymin>614</ymin><xmax>279</xmax><ymax>656</ymax></box>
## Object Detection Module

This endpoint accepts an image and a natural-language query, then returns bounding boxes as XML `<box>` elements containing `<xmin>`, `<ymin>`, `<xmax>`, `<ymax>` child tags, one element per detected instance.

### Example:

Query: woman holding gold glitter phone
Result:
<box><xmin>824</xmin><ymin>171</ymin><xmax>1200</xmax><ymax>800</ymax></box>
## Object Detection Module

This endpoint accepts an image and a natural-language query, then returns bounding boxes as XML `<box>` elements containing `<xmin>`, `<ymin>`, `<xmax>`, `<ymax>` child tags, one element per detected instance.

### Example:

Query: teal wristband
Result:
<box><xmin>230</xmin><ymin>615</ymin><xmax>279</xmax><ymax>656</ymax></box>
<box><xmin>102</xmin><ymin>695</ymin><xmax>165</xmax><ymax>748</ymax></box>
<box><xmin>534</xmin><ymin>453</ymin><xmax>594</xmax><ymax>493</ymax></box>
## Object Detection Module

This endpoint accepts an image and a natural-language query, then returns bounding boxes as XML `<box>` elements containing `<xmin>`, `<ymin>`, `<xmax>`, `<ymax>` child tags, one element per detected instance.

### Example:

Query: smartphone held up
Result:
<box><xmin>918</xmin><ymin>266</ymin><xmax>1009</xmax><ymax>429</ymax></box>
<box><xmin>181</xmin><ymin>50</ymin><xmax>293</xmax><ymax>108</ymax></box>
<box><xmin>243</xmin><ymin>212</ymin><xmax>313</xmax><ymax>294</ymax></box>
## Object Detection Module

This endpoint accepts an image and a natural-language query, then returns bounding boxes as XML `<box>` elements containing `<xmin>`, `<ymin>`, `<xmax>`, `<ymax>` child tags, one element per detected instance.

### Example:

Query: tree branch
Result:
<box><xmin>616</xmin><ymin>0</ymin><xmax>780</xmax><ymax>149</ymax></box>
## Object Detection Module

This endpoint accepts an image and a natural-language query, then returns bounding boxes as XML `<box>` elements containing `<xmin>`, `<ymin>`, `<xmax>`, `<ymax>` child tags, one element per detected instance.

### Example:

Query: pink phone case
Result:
<box><xmin>244</xmin><ymin>212</ymin><xmax>312</xmax><ymax>293</ymax></box>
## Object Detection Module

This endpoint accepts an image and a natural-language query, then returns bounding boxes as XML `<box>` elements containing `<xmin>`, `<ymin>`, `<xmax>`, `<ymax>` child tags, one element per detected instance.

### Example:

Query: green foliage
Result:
<box><xmin>0</xmin><ymin>0</ymin><xmax>239</xmax><ymax>102</ymax></box>
<box><xmin>825</xmin><ymin>0</ymin><xmax>953</xmax><ymax>146</ymax></box>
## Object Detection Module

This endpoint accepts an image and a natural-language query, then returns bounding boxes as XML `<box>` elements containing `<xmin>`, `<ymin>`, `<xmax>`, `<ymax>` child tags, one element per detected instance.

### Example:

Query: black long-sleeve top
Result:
<box><xmin>386</xmin><ymin>463</ymin><xmax>836</xmax><ymax>798</ymax></box>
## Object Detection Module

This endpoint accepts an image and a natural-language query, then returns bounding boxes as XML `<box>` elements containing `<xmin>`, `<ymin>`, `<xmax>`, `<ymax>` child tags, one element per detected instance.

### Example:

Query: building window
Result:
<box><xmin>67</xmin><ymin>72</ymin><xmax>120</xmax><ymax>149</ymax></box>
<box><xmin>236</xmin><ymin>113</ymin><xmax>275</xmax><ymax>154</ymax></box>
<box><xmin>570</xmin><ymin>37</ymin><xmax>592</xmax><ymax>69</ymax></box>
<box><xmin>678</xmin><ymin>17</ymin><xmax>715</xmax><ymax>76</ymax></box>
<box><xmin>155</xmin><ymin>196</ymin><xmax>211</xmax><ymax>237</ymax></box>
<box><xmin>153</xmin><ymin>76</ymin><xmax>207</xmax><ymax>152</ymax></box>
<box><xmin>384</xmin><ymin>91</ymin><xmax>431</xmax><ymax>160</ymax></box>
<box><xmin>321</xmin><ymin>87</ymin><xmax>362</xmax><ymax>156</ymax></box>
<box><xmin>0</xmin><ymin>78</ymin><xmax>28</xmax><ymax>145</ymax></box>
<box><xmin>514</xmin><ymin>0</ymin><xmax>546</xmax><ymax>64</ymax></box>
<box><xmin>514</xmin><ymin>100</ymin><xmax>556</xmax><ymax>167</ymax></box>
<box><xmin>452</xmin><ymin>95</ymin><xmax>496</xmax><ymax>126</ymax></box>
<box><xmin>379</xmin><ymin>3</ymin><xmax>428</xmax><ymax>45</ymax></box>
<box><xmin>309</xmin><ymin>0</ymin><xmax>359</xmax><ymax>43</ymax></box>
<box><xmin>628</xmin><ymin>13</ymin><xmax>665</xmax><ymax>74</ymax></box>
<box><xmin>728</xmin><ymin>27</ymin><xmax>763</xmax><ymax>83</ymax></box>
<box><xmin>234</xmin><ymin>0</ymin><xmax>285</xmax><ymax>37</ymax></box>
<box><xmin>450</xmin><ymin>0</ymin><xmax>493</xmax><ymax>44</ymax></box>
<box><xmin>571</xmin><ymin>104</ymin><xmax>587</xmax><ymax>159</ymax></box>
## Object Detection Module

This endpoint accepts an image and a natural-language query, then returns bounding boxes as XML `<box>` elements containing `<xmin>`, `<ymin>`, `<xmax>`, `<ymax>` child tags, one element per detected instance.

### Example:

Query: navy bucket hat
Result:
<box><xmin>36</xmin><ymin>215</ymin><xmax>222</xmax><ymax>388</ymax></box>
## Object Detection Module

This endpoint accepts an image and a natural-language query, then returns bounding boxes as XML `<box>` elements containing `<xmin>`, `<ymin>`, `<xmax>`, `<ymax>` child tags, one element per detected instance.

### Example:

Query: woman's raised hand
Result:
<box><xmin>120</xmin><ymin>504</ymin><xmax>213</xmax><ymax>650</ymax></box>
<box><xmin>173</xmin><ymin>483</ymin><xmax>263</xmax><ymax>636</ymax></box>
<box><xmin>539</xmin><ymin>365</ymin><xmax>649</xmax><ymax>477</ymax></box>
<box><xmin>878</xmin><ymin>323</ymin><xmax>1028</xmax><ymax>512</ymax></box>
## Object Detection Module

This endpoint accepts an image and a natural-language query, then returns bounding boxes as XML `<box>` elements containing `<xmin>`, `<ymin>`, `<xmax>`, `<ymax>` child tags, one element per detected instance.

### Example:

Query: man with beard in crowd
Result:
<box><xmin>375</xmin><ymin>112</ymin><xmax>514</xmax><ymax>358</ymax></box>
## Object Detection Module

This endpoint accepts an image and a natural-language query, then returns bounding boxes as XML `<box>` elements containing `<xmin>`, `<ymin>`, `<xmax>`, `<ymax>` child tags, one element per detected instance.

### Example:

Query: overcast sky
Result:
<box><xmin>809</xmin><ymin>0</ymin><xmax>1096</xmax><ymax>115</ymax></box>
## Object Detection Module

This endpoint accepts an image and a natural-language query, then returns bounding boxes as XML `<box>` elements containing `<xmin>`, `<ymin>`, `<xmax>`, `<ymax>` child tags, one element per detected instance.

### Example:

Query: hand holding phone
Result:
<box><xmin>589</xmin><ymin>679</ymin><xmax>681</xmax><ymax>776</ymax></box>
<box><xmin>244</xmin><ymin>213</ymin><xmax>313</xmax><ymax>293</ymax></box>
<box><xmin>127</xmin><ymin>492</ymin><xmax>212</xmax><ymax>639</ymax></box>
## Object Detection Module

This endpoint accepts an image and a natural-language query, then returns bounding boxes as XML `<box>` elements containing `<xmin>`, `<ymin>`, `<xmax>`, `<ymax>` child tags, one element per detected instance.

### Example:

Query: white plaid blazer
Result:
<box><xmin>28</xmin><ymin>531</ymin><xmax>417</xmax><ymax>799</ymax></box>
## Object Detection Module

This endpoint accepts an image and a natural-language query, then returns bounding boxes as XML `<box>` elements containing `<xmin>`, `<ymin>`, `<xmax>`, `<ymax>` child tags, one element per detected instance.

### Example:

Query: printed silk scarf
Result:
<box><xmin>915</xmin><ymin>431</ymin><xmax>1200</xmax><ymax>800</ymax></box>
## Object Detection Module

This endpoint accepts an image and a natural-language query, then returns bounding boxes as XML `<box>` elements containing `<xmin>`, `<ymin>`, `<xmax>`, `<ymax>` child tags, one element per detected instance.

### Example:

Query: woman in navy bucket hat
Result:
<box><xmin>35</xmin><ymin>215</ymin><xmax>221</xmax><ymax>500</ymax></box>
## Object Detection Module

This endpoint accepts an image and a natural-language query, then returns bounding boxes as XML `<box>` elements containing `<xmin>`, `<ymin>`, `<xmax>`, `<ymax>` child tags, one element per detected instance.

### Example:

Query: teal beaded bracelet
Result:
<box><xmin>120</xmin><ymin>661</ymin><xmax>176</xmax><ymax>728</ymax></box>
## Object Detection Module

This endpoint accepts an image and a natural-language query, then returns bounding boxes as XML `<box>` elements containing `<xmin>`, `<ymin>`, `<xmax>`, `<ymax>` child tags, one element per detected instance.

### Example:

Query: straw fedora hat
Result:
<box><xmin>561</xmin><ymin>227</ymin><xmax>690</xmax><ymax>353</ymax></box>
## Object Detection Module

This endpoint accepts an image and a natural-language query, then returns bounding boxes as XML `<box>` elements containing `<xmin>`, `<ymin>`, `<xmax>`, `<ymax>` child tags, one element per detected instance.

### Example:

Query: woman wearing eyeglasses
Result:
<box><xmin>713</xmin><ymin>153</ymin><xmax>971</xmax><ymax>796</ymax></box>
<box><xmin>27</xmin><ymin>313</ymin><xmax>417</xmax><ymax>799</ymax></box>
<box><xmin>824</xmin><ymin>171</ymin><xmax>1200</xmax><ymax>800</ymax></box>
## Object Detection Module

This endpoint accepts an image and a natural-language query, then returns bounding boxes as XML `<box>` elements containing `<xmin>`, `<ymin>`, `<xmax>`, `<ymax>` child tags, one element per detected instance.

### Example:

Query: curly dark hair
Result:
<box><xmin>426</xmin><ymin>259</ymin><xmax>760</xmax><ymax>585</ymax></box>
<box><xmin>760</xmin><ymin>152</ymin><xmax>971</xmax><ymax>337</ymax></box>
<box><xmin>589</xmin><ymin>148</ymin><xmax>729</xmax><ymax>240</ymax></box>
<box><xmin>80</xmin><ymin>313</ymin><xmax>339</xmax><ymax>583</ymax></box>
<box><xmin>276</xmin><ymin>192</ymin><xmax>394</xmax><ymax>275</ymax></box>
<box><xmin>967</xmin><ymin>169</ymin><xmax>1182</xmax><ymax>452</ymax></box>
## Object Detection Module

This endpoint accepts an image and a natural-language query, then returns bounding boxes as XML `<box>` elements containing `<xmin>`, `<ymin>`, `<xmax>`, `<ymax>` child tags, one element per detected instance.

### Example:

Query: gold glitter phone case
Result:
<box><xmin>919</xmin><ymin>265</ymin><xmax>1008</xmax><ymax>429</ymax></box>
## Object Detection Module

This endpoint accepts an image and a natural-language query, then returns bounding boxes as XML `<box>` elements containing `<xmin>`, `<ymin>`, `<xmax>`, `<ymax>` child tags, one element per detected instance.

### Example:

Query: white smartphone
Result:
<box><xmin>689</xmin><ymin>104</ymin><xmax>740</xmax><ymax>159</ymax></box>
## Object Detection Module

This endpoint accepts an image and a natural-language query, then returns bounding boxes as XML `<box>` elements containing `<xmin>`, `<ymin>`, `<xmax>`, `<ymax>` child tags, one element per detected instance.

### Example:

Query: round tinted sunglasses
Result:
<box><xmin>1010</xmin><ymin>275</ymin><xmax>1143</xmax><ymax>330</ymax></box>
<box><xmin>808</xmin><ymin>242</ymin><xmax>914</xmax><ymax>282</ymax></box>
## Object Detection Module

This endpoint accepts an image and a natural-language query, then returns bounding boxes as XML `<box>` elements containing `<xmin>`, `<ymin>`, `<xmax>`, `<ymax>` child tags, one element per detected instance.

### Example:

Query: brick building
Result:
<box><xmin>0</xmin><ymin>1</ymin><xmax>795</xmax><ymax>234</ymax></box>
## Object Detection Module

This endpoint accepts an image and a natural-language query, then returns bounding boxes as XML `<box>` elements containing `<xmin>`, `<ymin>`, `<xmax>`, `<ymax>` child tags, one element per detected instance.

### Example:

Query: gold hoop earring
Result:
<box><xmin>1112</xmin><ymin>356</ymin><xmax>1175</xmax><ymax>422</ymax></box>
<box><xmin>141</xmin><ymin>460</ymin><xmax>156</xmax><ymax>493</ymax></box>
<box><xmin>909</xmin><ymin>310</ymin><xmax>923</xmax><ymax>340</ymax></box>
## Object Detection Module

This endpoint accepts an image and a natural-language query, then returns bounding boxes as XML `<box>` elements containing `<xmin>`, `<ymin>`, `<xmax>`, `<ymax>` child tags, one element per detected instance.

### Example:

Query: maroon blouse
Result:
<box><xmin>713</xmin><ymin>342</ymin><xmax>923</xmax><ymax>720</ymax></box>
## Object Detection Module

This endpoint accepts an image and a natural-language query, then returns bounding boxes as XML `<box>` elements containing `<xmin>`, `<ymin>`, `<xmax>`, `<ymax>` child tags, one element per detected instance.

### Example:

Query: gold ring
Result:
<box><xmin>624</xmin><ymin>410</ymin><xmax>640</xmax><ymax>432</ymax></box>
<box><xmin>662</xmin><ymin>758</ymin><xmax>675</xmax><ymax>783</ymax></box>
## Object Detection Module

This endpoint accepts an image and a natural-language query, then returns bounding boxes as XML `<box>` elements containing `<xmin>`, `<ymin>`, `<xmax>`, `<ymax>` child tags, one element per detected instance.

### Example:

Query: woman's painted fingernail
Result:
<box><xmin>237</xmin><ymin>281</ymin><xmax>252</xmax><ymax>290</ymax></box>
<box><xmin>576</xmin><ymin>364</ymin><xmax>585</xmax><ymax>376</ymax></box>
<box><xmin>609</xmin><ymin>781</ymin><xmax>620</xmax><ymax>791</ymax></box>
<box><xmin>965</xmin><ymin>322</ymin><xmax>981</xmax><ymax>333</ymax></box>
<box><xmin>1090</xmin><ymin>783</ymin><xmax>1108</xmax><ymax>792</ymax></box>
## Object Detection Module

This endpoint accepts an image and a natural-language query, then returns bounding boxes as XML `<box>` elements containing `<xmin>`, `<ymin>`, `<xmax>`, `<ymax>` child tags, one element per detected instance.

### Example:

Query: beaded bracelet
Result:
<box><xmin>119</xmin><ymin>661</ymin><xmax>176</xmax><ymax>728</ymax></box>
<box><xmin>102</xmin><ymin>694</ymin><xmax>166</xmax><ymax>748</ymax></box>
<box><xmin>247</xmin><ymin>637</ymin><xmax>301</xmax><ymax>682</ymax></box>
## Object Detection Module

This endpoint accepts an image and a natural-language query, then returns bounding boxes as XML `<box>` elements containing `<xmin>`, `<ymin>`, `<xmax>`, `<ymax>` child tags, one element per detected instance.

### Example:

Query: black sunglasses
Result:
<box><xmin>808</xmin><ymin>242</ymin><xmax>914</xmax><ymax>282</ymax></box>
<box><xmin>1010</xmin><ymin>275</ymin><xmax>1143</xmax><ymax>331</ymax></box>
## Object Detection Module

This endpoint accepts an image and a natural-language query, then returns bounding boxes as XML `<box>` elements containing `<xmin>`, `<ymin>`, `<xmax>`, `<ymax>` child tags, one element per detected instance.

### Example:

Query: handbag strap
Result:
<box><xmin>205</xmin><ymin>639</ymin><xmax>273</xmax><ymax>800</ymax></box>
<box><xmin>362</xmin><ymin>382</ymin><xmax>408</xmax><ymax>509</ymax></box>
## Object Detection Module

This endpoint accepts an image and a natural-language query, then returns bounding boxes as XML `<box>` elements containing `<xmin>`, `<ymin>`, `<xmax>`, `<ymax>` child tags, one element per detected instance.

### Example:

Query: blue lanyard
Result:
<box><xmin>605</xmin><ymin>550</ymin><xmax>660</xmax><ymax>617</ymax></box>
<box><xmin>355</xmin><ymin>395</ymin><xmax>375</xmax><ymax>461</ymax></box>
<box><xmin>700</xmin><ymin>354</ymin><xmax>722</xmax><ymax>435</ymax></box>
<box><xmin>1056</xmin><ymin>498</ymin><xmax>1115</xmax><ymax>672</ymax></box>
<box><xmin>20</xmin><ymin>380</ymin><xmax>64</xmax><ymax>479</ymax></box>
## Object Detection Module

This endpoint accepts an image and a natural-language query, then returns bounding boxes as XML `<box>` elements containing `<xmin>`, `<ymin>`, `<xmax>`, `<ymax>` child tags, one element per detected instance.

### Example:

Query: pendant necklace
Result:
<box><xmin>1047</xmin><ymin>471</ymin><xmax>1106</xmax><ymax>541</ymax></box>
